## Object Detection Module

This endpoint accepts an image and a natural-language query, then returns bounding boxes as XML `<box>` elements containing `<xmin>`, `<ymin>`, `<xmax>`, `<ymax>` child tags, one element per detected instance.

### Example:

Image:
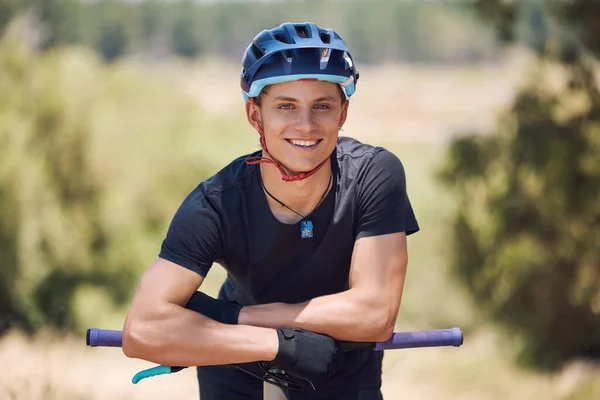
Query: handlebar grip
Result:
<box><xmin>375</xmin><ymin>327</ymin><xmax>463</xmax><ymax>350</ymax></box>
<box><xmin>86</xmin><ymin>328</ymin><xmax>123</xmax><ymax>347</ymax></box>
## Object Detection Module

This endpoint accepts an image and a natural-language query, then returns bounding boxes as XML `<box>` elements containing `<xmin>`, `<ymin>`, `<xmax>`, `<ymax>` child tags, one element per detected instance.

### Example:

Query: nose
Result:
<box><xmin>294</xmin><ymin>108</ymin><xmax>317</xmax><ymax>134</ymax></box>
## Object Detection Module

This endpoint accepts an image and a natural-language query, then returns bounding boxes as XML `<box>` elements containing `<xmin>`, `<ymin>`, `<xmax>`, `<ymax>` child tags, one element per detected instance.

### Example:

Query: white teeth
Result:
<box><xmin>290</xmin><ymin>139</ymin><xmax>319</xmax><ymax>147</ymax></box>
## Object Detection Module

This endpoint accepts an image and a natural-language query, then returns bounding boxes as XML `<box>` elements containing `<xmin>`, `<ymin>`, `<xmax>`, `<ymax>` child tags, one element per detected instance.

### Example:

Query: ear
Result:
<box><xmin>338</xmin><ymin>100</ymin><xmax>350</xmax><ymax>129</ymax></box>
<box><xmin>245</xmin><ymin>98</ymin><xmax>263</xmax><ymax>132</ymax></box>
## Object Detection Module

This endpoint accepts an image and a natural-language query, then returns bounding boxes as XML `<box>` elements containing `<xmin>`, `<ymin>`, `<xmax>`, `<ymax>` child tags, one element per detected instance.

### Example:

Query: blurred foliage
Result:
<box><xmin>0</xmin><ymin>24</ymin><xmax>133</xmax><ymax>333</ymax></box>
<box><xmin>0</xmin><ymin>17</ymin><xmax>224</xmax><ymax>334</ymax></box>
<box><xmin>0</xmin><ymin>0</ymin><xmax>498</xmax><ymax>64</ymax></box>
<box><xmin>439</xmin><ymin>0</ymin><xmax>600</xmax><ymax>370</ymax></box>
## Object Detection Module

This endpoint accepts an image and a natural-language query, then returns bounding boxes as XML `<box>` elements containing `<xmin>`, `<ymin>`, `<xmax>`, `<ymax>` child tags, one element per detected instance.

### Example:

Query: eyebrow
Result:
<box><xmin>272</xmin><ymin>95</ymin><xmax>338</xmax><ymax>103</ymax></box>
<box><xmin>272</xmin><ymin>96</ymin><xmax>298</xmax><ymax>102</ymax></box>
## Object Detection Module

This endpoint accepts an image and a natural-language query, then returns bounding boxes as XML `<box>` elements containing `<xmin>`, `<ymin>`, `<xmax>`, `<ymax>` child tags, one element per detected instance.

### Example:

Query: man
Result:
<box><xmin>122</xmin><ymin>22</ymin><xmax>419</xmax><ymax>399</ymax></box>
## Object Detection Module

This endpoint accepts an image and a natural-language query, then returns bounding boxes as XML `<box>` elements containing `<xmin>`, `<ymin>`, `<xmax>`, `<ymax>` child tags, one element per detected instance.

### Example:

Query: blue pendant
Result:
<box><xmin>300</xmin><ymin>220</ymin><xmax>313</xmax><ymax>239</ymax></box>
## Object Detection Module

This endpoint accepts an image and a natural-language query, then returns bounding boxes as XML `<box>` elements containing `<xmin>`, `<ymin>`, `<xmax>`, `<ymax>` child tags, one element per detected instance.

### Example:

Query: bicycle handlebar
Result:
<box><xmin>86</xmin><ymin>327</ymin><xmax>462</xmax><ymax>386</ymax></box>
<box><xmin>86</xmin><ymin>327</ymin><xmax>463</xmax><ymax>349</ymax></box>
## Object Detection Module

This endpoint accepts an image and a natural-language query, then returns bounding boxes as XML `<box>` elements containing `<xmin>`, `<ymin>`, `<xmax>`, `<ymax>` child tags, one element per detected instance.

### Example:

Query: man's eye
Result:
<box><xmin>279</xmin><ymin>104</ymin><xmax>294</xmax><ymax>110</ymax></box>
<box><xmin>315</xmin><ymin>104</ymin><xmax>330</xmax><ymax>110</ymax></box>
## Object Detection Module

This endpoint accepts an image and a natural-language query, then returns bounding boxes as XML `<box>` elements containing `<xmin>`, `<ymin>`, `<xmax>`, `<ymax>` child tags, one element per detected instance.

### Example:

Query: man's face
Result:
<box><xmin>246</xmin><ymin>80</ymin><xmax>348</xmax><ymax>174</ymax></box>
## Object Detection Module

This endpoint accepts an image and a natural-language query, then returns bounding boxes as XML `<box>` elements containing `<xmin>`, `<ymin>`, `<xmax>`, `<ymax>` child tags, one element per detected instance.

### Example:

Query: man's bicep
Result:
<box><xmin>132</xmin><ymin>257</ymin><xmax>205</xmax><ymax>310</ymax></box>
<box><xmin>348</xmin><ymin>232</ymin><xmax>408</xmax><ymax>313</ymax></box>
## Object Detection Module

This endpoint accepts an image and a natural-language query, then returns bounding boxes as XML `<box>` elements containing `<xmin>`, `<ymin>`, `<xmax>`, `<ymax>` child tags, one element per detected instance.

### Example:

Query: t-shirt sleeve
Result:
<box><xmin>355</xmin><ymin>149</ymin><xmax>420</xmax><ymax>239</ymax></box>
<box><xmin>158</xmin><ymin>185</ymin><xmax>222</xmax><ymax>277</ymax></box>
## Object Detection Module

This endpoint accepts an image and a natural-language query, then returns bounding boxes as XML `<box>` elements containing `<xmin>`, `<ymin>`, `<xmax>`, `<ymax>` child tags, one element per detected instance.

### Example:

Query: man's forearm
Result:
<box><xmin>238</xmin><ymin>290</ymin><xmax>395</xmax><ymax>342</ymax></box>
<box><xmin>123</xmin><ymin>303</ymin><xmax>278</xmax><ymax>367</ymax></box>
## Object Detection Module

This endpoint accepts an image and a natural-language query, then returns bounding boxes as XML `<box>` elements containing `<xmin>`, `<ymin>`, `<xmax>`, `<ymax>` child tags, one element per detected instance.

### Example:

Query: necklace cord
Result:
<box><xmin>260</xmin><ymin>172</ymin><xmax>333</xmax><ymax>221</ymax></box>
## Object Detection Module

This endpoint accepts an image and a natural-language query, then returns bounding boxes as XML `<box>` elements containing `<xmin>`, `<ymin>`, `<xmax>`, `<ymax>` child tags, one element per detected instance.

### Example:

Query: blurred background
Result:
<box><xmin>0</xmin><ymin>0</ymin><xmax>599</xmax><ymax>399</ymax></box>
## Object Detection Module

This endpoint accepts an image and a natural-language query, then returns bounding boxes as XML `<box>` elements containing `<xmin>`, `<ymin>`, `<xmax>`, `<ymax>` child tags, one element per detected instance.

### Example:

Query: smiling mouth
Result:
<box><xmin>286</xmin><ymin>139</ymin><xmax>323</xmax><ymax>148</ymax></box>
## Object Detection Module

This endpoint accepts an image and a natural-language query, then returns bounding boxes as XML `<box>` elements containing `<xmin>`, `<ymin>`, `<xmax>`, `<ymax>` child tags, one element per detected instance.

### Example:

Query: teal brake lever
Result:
<box><xmin>132</xmin><ymin>365</ymin><xmax>186</xmax><ymax>384</ymax></box>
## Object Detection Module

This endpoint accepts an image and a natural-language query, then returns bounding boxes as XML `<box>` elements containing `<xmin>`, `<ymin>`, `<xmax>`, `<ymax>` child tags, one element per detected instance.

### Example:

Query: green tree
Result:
<box><xmin>172</xmin><ymin>17</ymin><xmax>201</xmax><ymax>58</ymax></box>
<box><xmin>438</xmin><ymin>0</ymin><xmax>600</xmax><ymax>369</ymax></box>
<box><xmin>0</xmin><ymin>0</ymin><xmax>30</xmax><ymax>36</ymax></box>
<box><xmin>98</xmin><ymin>21</ymin><xmax>127</xmax><ymax>62</ymax></box>
<box><xmin>36</xmin><ymin>0</ymin><xmax>81</xmax><ymax>49</ymax></box>
<box><xmin>1</xmin><ymin>0</ymin><xmax>498</xmax><ymax>64</ymax></box>
<box><xmin>0</xmin><ymin>23</ymin><xmax>134</xmax><ymax>333</ymax></box>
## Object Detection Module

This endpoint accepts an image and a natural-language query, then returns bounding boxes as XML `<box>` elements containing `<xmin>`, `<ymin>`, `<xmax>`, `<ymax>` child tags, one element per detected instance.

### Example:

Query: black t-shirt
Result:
<box><xmin>159</xmin><ymin>136</ymin><xmax>419</xmax><ymax>391</ymax></box>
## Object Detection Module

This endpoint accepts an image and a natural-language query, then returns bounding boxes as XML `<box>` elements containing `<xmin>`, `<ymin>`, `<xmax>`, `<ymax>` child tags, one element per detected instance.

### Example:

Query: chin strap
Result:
<box><xmin>244</xmin><ymin>119</ymin><xmax>329</xmax><ymax>183</ymax></box>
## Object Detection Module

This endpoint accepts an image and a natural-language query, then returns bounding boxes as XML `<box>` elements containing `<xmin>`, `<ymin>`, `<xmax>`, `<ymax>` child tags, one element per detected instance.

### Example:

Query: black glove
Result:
<box><xmin>272</xmin><ymin>328</ymin><xmax>343</xmax><ymax>385</ymax></box>
<box><xmin>185</xmin><ymin>291</ymin><xmax>242</xmax><ymax>324</ymax></box>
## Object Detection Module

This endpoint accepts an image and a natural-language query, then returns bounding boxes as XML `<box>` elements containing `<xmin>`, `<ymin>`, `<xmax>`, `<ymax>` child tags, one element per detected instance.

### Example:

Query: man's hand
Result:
<box><xmin>272</xmin><ymin>328</ymin><xmax>343</xmax><ymax>385</ymax></box>
<box><xmin>184</xmin><ymin>292</ymin><xmax>344</xmax><ymax>384</ymax></box>
<box><xmin>185</xmin><ymin>291</ymin><xmax>242</xmax><ymax>325</ymax></box>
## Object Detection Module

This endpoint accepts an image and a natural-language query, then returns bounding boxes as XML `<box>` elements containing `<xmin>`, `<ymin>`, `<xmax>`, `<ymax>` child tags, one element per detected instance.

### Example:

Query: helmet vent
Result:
<box><xmin>294</xmin><ymin>25</ymin><xmax>310</xmax><ymax>38</ymax></box>
<box><xmin>274</xmin><ymin>32</ymin><xmax>291</xmax><ymax>44</ymax></box>
<box><xmin>320</xmin><ymin>32</ymin><xmax>331</xmax><ymax>44</ymax></box>
<box><xmin>250</xmin><ymin>44</ymin><xmax>263</xmax><ymax>59</ymax></box>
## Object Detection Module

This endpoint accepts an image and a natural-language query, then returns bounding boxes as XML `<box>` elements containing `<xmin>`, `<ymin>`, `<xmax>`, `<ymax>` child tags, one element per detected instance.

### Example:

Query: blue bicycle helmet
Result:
<box><xmin>240</xmin><ymin>22</ymin><xmax>359</xmax><ymax>101</ymax></box>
